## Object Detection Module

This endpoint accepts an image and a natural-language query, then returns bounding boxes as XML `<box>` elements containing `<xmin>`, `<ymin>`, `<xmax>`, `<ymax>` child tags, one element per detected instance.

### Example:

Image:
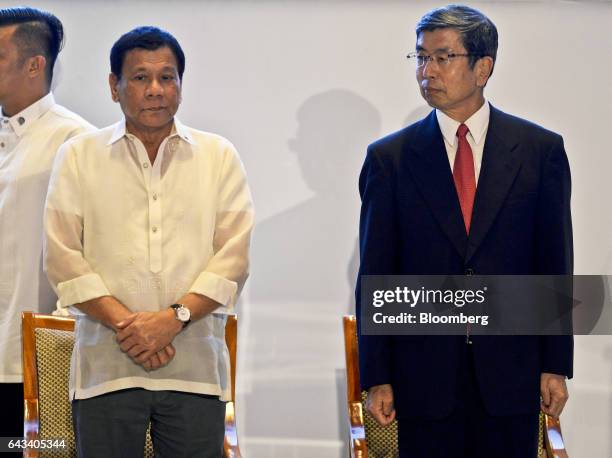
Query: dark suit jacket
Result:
<box><xmin>356</xmin><ymin>105</ymin><xmax>573</xmax><ymax>419</ymax></box>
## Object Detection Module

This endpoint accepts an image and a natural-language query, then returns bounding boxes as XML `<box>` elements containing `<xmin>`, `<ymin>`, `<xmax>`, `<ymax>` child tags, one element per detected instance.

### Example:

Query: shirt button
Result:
<box><xmin>143</xmin><ymin>162</ymin><xmax>149</xmax><ymax>168</ymax></box>
<box><xmin>17</xmin><ymin>117</ymin><xmax>25</xmax><ymax>125</ymax></box>
<box><xmin>152</xmin><ymin>226</ymin><xmax>158</xmax><ymax>233</ymax></box>
<box><xmin>152</xmin><ymin>193</ymin><xmax>158</xmax><ymax>201</ymax></box>
<box><xmin>0</xmin><ymin>142</ymin><xmax>4</xmax><ymax>148</ymax></box>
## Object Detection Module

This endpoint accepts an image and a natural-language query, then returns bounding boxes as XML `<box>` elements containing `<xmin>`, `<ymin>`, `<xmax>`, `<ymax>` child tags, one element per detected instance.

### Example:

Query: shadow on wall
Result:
<box><xmin>250</xmin><ymin>89</ymin><xmax>382</xmax><ymax>306</ymax></box>
<box><xmin>347</xmin><ymin>103</ymin><xmax>433</xmax><ymax>314</ymax></box>
<box><xmin>243</xmin><ymin>91</ymin><xmax>435</xmax><ymax>454</ymax></box>
<box><xmin>244</xmin><ymin>89</ymin><xmax>381</xmax><ymax>452</ymax></box>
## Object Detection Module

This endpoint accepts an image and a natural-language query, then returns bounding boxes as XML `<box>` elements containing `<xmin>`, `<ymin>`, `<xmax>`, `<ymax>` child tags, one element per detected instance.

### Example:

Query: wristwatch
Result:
<box><xmin>170</xmin><ymin>303</ymin><xmax>191</xmax><ymax>328</ymax></box>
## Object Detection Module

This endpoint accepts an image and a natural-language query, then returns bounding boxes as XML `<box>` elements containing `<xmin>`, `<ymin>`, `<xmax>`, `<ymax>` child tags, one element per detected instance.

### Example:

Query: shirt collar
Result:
<box><xmin>107</xmin><ymin>117</ymin><xmax>196</xmax><ymax>146</ymax></box>
<box><xmin>436</xmin><ymin>99</ymin><xmax>490</xmax><ymax>146</ymax></box>
<box><xmin>0</xmin><ymin>92</ymin><xmax>55</xmax><ymax>137</ymax></box>
<box><xmin>173</xmin><ymin>117</ymin><xmax>196</xmax><ymax>145</ymax></box>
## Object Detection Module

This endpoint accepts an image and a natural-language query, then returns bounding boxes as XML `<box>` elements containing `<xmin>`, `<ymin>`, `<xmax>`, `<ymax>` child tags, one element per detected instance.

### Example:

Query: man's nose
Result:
<box><xmin>421</xmin><ymin>60</ymin><xmax>437</xmax><ymax>79</ymax></box>
<box><xmin>146</xmin><ymin>78</ymin><xmax>163</xmax><ymax>97</ymax></box>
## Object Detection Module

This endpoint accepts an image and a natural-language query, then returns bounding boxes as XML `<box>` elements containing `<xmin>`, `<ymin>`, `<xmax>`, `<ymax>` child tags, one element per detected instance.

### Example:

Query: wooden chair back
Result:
<box><xmin>22</xmin><ymin>312</ymin><xmax>242</xmax><ymax>458</ymax></box>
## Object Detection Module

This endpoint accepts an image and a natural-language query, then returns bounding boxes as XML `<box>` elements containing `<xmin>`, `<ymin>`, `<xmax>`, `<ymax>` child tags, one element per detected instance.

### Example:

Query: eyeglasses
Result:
<box><xmin>406</xmin><ymin>52</ymin><xmax>481</xmax><ymax>68</ymax></box>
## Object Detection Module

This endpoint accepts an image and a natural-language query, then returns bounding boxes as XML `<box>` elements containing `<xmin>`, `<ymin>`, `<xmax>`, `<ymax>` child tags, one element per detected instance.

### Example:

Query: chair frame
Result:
<box><xmin>343</xmin><ymin>315</ymin><xmax>369</xmax><ymax>458</ymax></box>
<box><xmin>22</xmin><ymin>311</ymin><xmax>242</xmax><ymax>458</ymax></box>
<box><xmin>342</xmin><ymin>315</ymin><xmax>569</xmax><ymax>458</ymax></box>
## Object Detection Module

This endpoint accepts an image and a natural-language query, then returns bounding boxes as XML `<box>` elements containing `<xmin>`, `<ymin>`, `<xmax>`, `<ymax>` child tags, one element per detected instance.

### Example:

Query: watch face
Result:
<box><xmin>177</xmin><ymin>307</ymin><xmax>191</xmax><ymax>322</ymax></box>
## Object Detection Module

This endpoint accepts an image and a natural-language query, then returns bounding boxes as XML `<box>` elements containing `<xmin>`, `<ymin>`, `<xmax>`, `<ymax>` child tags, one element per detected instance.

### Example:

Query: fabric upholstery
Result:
<box><xmin>34</xmin><ymin>328</ymin><xmax>155</xmax><ymax>457</ymax></box>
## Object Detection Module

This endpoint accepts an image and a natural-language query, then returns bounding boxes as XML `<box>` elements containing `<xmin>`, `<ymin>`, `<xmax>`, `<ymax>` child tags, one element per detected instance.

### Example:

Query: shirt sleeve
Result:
<box><xmin>188</xmin><ymin>141</ymin><xmax>254</xmax><ymax>313</ymax></box>
<box><xmin>44</xmin><ymin>141</ymin><xmax>111</xmax><ymax>311</ymax></box>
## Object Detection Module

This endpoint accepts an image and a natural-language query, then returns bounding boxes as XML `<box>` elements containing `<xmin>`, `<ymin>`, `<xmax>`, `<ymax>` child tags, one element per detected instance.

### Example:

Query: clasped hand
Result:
<box><xmin>115</xmin><ymin>310</ymin><xmax>182</xmax><ymax>371</ymax></box>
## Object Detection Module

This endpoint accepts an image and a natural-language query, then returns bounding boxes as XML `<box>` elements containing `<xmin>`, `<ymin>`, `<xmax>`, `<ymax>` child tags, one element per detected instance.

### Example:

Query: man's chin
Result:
<box><xmin>137</xmin><ymin>117</ymin><xmax>174</xmax><ymax>130</ymax></box>
<box><xmin>422</xmin><ymin>98</ymin><xmax>438</xmax><ymax>109</ymax></box>
<box><xmin>419</xmin><ymin>93</ymin><xmax>439</xmax><ymax>109</ymax></box>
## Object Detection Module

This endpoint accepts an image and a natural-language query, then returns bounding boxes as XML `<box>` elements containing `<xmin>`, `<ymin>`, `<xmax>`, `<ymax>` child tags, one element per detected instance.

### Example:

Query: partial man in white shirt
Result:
<box><xmin>44</xmin><ymin>26</ymin><xmax>253</xmax><ymax>457</ymax></box>
<box><xmin>0</xmin><ymin>6</ymin><xmax>94</xmax><ymax>444</ymax></box>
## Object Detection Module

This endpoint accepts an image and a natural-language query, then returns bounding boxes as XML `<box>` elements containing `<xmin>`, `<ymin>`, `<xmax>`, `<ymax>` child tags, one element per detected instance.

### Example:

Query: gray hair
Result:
<box><xmin>416</xmin><ymin>4</ymin><xmax>498</xmax><ymax>74</ymax></box>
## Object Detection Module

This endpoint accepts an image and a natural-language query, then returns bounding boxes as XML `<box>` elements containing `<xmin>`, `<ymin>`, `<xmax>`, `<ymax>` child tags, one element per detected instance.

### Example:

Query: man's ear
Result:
<box><xmin>109</xmin><ymin>73</ymin><xmax>120</xmax><ymax>102</ymax></box>
<box><xmin>476</xmin><ymin>56</ymin><xmax>494</xmax><ymax>87</ymax></box>
<box><xmin>26</xmin><ymin>55</ymin><xmax>46</xmax><ymax>79</ymax></box>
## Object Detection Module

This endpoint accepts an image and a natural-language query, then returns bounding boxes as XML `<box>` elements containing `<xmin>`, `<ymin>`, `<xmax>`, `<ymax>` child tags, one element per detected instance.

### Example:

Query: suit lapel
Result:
<box><xmin>466</xmin><ymin>106</ymin><xmax>522</xmax><ymax>262</ymax></box>
<box><xmin>404</xmin><ymin>111</ymin><xmax>468</xmax><ymax>259</ymax></box>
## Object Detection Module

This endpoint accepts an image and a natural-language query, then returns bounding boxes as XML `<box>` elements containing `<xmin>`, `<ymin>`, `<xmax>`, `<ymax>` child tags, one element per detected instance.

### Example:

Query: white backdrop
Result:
<box><xmin>17</xmin><ymin>0</ymin><xmax>612</xmax><ymax>456</ymax></box>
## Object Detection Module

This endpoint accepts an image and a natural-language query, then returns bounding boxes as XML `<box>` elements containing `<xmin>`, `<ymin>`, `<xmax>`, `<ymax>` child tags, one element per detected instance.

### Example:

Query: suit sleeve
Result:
<box><xmin>357</xmin><ymin>145</ymin><xmax>398</xmax><ymax>390</ymax></box>
<box><xmin>536</xmin><ymin>135</ymin><xmax>574</xmax><ymax>378</ymax></box>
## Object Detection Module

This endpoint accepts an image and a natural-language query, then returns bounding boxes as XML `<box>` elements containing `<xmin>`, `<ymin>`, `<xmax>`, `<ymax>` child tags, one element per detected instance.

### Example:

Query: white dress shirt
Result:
<box><xmin>0</xmin><ymin>93</ymin><xmax>94</xmax><ymax>383</ymax></box>
<box><xmin>436</xmin><ymin>100</ymin><xmax>490</xmax><ymax>184</ymax></box>
<box><xmin>44</xmin><ymin>119</ymin><xmax>254</xmax><ymax>400</ymax></box>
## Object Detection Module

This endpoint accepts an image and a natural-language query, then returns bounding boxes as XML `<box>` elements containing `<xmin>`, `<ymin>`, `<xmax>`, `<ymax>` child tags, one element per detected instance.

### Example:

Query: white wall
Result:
<box><xmin>26</xmin><ymin>0</ymin><xmax>612</xmax><ymax>455</ymax></box>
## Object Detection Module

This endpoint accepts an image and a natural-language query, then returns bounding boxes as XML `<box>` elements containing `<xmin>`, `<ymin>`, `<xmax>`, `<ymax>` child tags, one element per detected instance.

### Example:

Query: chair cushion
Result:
<box><xmin>34</xmin><ymin>328</ymin><xmax>155</xmax><ymax>457</ymax></box>
<box><xmin>35</xmin><ymin>328</ymin><xmax>75</xmax><ymax>457</ymax></box>
<box><xmin>358</xmin><ymin>391</ymin><xmax>547</xmax><ymax>457</ymax></box>
<box><xmin>361</xmin><ymin>390</ymin><xmax>398</xmax><ymax>458</ymax></box>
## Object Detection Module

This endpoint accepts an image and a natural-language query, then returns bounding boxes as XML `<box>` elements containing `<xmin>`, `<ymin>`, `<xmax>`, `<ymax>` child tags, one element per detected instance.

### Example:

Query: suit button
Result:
<box><xmin>465</xmin><ymin>268</ymin><xmax>474</xmax><ymax>276</ymax></box>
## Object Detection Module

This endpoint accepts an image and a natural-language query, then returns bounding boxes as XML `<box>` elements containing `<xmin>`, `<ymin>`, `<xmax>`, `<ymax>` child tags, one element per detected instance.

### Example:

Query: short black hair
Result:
<box><xmin>0</xmin><ymin>6</ymin><xmax>64</xmax><ymax>86</ymax></box>
<box><xmin>110</xmin><ymin>26</ymin><xmax>185</xmax><ymax>80</ymax></box>
<box><xmin>416</xmin><ymin>4</ymin><xmax>498</xmax><ymax>74</ymax></box>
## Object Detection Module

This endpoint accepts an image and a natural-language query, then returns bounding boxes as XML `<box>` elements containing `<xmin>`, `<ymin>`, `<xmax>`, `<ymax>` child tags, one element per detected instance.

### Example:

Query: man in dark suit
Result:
<box><xmin>356</xmin><ymin>5</ymin><xmax>573</xmax><ymax>457</ymax></box>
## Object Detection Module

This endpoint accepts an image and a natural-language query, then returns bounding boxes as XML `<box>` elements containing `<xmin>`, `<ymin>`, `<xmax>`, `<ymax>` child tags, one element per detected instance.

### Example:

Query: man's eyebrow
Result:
<box><xmin>415</xmin><ymin>45</ymin><xmax>455</xmax><ymax>54</ymax></box>
<box><xmin>130</xmin><ymin>66</ymin><xmax>149</xmax><ymax>73</ymax></box>
<box><xmin>128</xmin><ymin>65</ymin><xmax>176</xmax><ymax>73</ymax></box>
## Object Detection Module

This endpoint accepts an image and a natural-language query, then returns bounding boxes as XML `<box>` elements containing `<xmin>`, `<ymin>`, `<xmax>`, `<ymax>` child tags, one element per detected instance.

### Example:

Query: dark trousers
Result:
<box><xmin>72</xmin><ymin>388</ymin><xmax>226</xmax><ymax>458</ymax></box>
<box><xmin>398</xmin><ymin>345</ymin><xmax>539</xmax><ymax>458</ymax></box>
<box><xmin>0</xmin><ymin>383</ymin><xmax>24</xmax><ymax>458</ymax></box>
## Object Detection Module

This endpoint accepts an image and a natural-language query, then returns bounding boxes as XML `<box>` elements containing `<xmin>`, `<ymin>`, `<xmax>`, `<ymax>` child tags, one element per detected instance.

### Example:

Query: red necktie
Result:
<box><xmin>453</xmin><ymin>124</ymin><xmax>476</xmax><ymax>233</ymax></box>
